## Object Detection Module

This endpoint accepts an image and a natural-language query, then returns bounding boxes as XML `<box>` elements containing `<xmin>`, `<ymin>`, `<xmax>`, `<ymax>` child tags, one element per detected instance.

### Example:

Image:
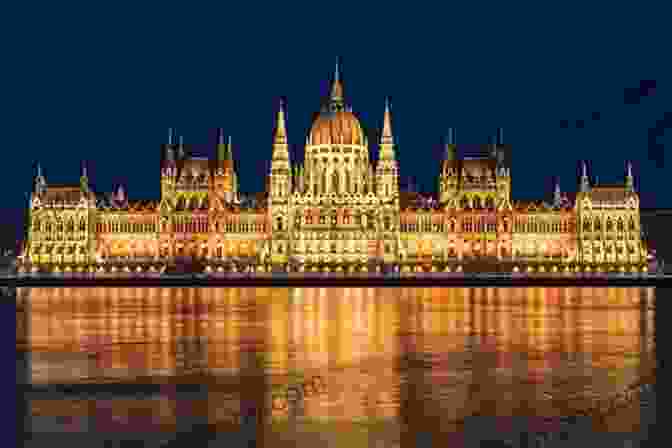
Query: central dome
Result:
<box><xmin>309</xmin><ymin>110</ymin><xmax>365</xmax><ymax>146</ymax></box>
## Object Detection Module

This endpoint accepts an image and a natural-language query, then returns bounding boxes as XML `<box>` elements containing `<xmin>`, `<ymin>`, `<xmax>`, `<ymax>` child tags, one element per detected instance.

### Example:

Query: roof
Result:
<box><xmin>40</xmin><ymin>185</ymin><xmax>94</xmax><ymax>204</ymax></box>
<box><xmin>309</xmin><ymin>110</ymin><xmax>365</xmax><ymax>146</ymax></box>
<box><xmin>590</xmin><ymin>186</ymin><xmax>628</xmax><ymax>203</ymax></box>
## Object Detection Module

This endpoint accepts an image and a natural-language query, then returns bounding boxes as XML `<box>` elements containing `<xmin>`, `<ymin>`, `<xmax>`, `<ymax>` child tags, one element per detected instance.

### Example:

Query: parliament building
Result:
<box><xmin>19</xmin><ymin>63</ymin><xmax>649</xmax><ymax>275</ymax></box>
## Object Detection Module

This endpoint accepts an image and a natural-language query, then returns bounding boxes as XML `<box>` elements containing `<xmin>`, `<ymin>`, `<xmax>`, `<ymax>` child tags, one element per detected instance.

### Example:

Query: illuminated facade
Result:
<box><xmin>19</xmin><ymin>63</ymin><xmax>648</xmax><ymax>275</ymax></box>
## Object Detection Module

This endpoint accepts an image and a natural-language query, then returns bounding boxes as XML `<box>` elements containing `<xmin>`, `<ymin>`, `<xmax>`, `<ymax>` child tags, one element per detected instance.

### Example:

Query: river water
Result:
<box><xmin>16</xmin><ymin>287</ymin><xmax>657</xmax><ymax>446</ymax></box>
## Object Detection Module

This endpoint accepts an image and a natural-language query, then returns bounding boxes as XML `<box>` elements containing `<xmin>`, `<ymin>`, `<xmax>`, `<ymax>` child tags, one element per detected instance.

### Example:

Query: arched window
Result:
<box><xmin>594</xmin><ymin>219</ymin><xmax>601</xmax><ymax>232</ymax></box>
<box><xmin>583</xmin><ymin>219</ymin><xmax>591</xmax><ymax>232</ymax></box>
<box><xmin>628</xmin><ymin>218</ymin><xmax>635</xmax><ymax>231</ymax></box>
<box><xmin>276</xmin><ymin>216</ymin><xmax>283</xmax><ymax>231</ymax></box>
<box><xmin>606</xmin><ymin>219</ymin><xmax>613</xmax><ymax>232</ymax></box>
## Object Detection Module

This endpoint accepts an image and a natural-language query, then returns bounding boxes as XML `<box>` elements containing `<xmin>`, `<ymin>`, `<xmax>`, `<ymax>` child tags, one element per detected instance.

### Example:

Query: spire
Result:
<box><xmin>177</xmin><ymin>135</ymin><xmax>185</xmax><ymax>159</ymax></box>
<box><xmin>80</xmin><ymin>161</ymin><xmax>89</xmax><ymax>192</ymax></box>
<box><xmin>168</xmin><ymin>128</ymin><xmax>175</xmax><ymax>145</ymax></box>
<box><xmin>328</xmin><ymin>57</ymin><xmax>345</xmax><ymax>111</ymax></box>
<box><xmin>445</xmin><ymin>128</ymin><xmax>457</xmax><ymax>160</ymax></box>
<box><xmin>34</xmin><ymin>162</ymin><xmax>46</xmax><ymax>195</ymax></box>
<box><xmin>626</xmin><ymin>160</ymin><xmax>635</xmax><ymax>193</ymax></box>
<box><xmin>580</xmin><ymin>160</ymin><xmax>590</xmax><ymax>192</ymax></box>
<box><xmin>116</xmin><ymin>184</ymin><xmax>126</xmax><ymax>203</ymax></box>
<box><xmin>553</xmin><ymin>177</ymin><xmax>561</xmax><ymax>206</ymax></box>
<box><xmin>274</xmin><ymin>97</ymin><xmax>288</xmax><ymax>145</ymax></box>
<box><xmin>227</xmin><ymin>135</ymin><xmax>233</xmax><ymax>161</ymax></box>
<box><xmin>217</xmin><ymin>129</ymin><xmax>227</xmax><ymax>161</ymax></box>
<box><xmin>497</xmin><ymin>128</ymin><xmax>504</xmax><ymax>145</ymax></box>
<box><xmin>381</xmin><ymin>97</ymin><xmax>393</xmax><ymax>145</ymax></box>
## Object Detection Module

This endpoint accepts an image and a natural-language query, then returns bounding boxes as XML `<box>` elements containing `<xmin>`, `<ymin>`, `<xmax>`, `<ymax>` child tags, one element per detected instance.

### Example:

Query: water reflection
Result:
<box><xmin>18</xmin><ymin>287</ymin><xmax>655</xmax><ymax>444</ymax></box>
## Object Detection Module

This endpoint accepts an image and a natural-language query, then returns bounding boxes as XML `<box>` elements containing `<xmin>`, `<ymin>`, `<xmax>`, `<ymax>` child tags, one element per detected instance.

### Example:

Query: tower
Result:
<box><xmin>439</xmin><ymin>128</ymin><xmax>458</xmax><ymax>204</ymax></box>
<box><xmin>160</xmin><ymin>128</ymin><xmax>177</xmax><ymax>202</ymax></box>
<box><xmin>376</xmin><ymin>97</ymin><xmax>399</xmax><ymax>201</ymax></box>
<box><xmin>269</xmin><ymin>98</ymin><xmax>291</xmax><ymax>200</ymax></box>
<box><xmin>268</xmin><ymin>98</ymin><xmax>292</xmax><ymax>264</ymax></box>
<box><xmin>494</xmin><ymin>128</ymin><xmax>510</xmax><ymax>203</ymax></box>
<box><xmin>214</xmin><ymin>129</ymin><xmax>237</xmax><ymax>203</ymax></box>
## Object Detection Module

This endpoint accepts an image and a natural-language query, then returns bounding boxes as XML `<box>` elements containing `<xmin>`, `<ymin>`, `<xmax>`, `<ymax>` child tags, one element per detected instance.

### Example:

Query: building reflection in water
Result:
<box><xmin>20</xmin><ymin>286</ymin><xmax>655</xmax><ymax>444</ymax></box>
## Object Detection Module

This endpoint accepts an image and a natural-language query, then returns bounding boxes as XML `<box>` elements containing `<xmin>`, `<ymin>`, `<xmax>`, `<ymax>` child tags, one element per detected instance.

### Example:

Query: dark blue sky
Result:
<box><xmin>3</xmin><ymin>3</ymin><xmax>670</xmax><ymax>245</ymax></box>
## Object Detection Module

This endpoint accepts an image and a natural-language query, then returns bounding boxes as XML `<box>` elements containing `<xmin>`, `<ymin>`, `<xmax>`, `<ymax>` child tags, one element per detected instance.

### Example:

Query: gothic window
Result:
<box><xmin>320</xmin><ymin>216</ymin><xmax>326</xmax><ymax>225</ymax></box>
<box><xmin>583</xmin><ymin>219</ymin><xmax>591</xmax><ymax>232</ymax></box>
<box><xmin>628</xmin><ymin>218</ymin><xmax>635</xmax><ymax>231</ymax></box>
<box><xmin>617</xmin><ymin>219</ymin><xmax>624</xmax><ymax>232</ymax></box>
<box><xmin>606</xmin><ymin>219</ymin><xmax>613</xmax><ymax>232</ymax></box>
<box><xmin>594</xmin><ymin>219</ymin><xmax>601</xmax><ymax>231</ymax></box>
<box><xmin>277</xmin><ymin>217</ymin><xmax>283</xmax><ymax>231</ymax></box>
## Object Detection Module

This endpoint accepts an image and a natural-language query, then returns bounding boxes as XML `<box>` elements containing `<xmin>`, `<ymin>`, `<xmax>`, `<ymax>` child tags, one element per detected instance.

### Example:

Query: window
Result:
<box><xmin>583</xmin><ymin>219</ymin><xmax>591</xmax><ymax>232</ymax></box>
<box><xmin>277</xmin><ymin>217</ymin><xmax>283</xmax><ymax>231</ymax></box>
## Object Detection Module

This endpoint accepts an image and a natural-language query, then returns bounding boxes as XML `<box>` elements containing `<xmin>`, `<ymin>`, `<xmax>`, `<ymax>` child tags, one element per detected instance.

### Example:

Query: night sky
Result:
<box><xmin>3</xmin><ymin>3</ymin><xmax>671</xmax><ymax>248</ymax></box>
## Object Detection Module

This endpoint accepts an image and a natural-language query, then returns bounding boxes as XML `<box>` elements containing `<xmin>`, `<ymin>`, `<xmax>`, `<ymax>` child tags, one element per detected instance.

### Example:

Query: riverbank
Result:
<box><xmin>4</xmin><ymin>273</ymin><xmax>671</xmax><ymax>287</ymax></box>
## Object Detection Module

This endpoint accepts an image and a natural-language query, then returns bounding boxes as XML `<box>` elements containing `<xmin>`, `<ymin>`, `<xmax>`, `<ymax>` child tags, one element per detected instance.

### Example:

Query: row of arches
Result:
<box><xmin>32</xmin><ymin>216</ymin><xmax>87</xmax><ymax>234</ymax></box>
<box><xmin>580</xmin><ymin>215</ymin><xmax>636</xmax><ymax>233</ymax></box>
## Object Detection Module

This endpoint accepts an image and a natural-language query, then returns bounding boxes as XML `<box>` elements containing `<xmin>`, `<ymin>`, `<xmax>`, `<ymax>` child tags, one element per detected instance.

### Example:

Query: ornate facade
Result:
<box><xmin>19</xmin><ymin>63</ymin><xmax>648</xmax><ymax>275</ymax></box>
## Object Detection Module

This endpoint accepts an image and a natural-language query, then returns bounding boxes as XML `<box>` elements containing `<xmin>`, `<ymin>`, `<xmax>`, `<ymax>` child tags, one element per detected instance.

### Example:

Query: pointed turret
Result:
<box><xmin>216</xmin><ymin>128</ymin><xmax>228</xmax><ymax>161</ymax></box>
<box><xmin>227</xmin><ymin>135</ymin><xmax>233</xmax><ymax>161</ymax></box>
<box><xmin>269</xmin><ymin>98</ymin><xmax>291</xmax><ymax>200</ymax></box>
<box><xmin>80</xmin><ymin>161</ymin><xmax>89</xmax><ymax>192</ymax></box>
<box><xmin>445</xmin><ymin>128</ymin><xmax>457</xmax><ymax>160</ymax></box>
<box><xmin>625</xmin><ymin>160</ymin><xmax>634</xmax><ymax>193</ymax></box>
<box><xmin>580</xmin><ymin>160</ymin><xmax>590</xmax><ymax>192</ymax></box>
<box><xmin>553</xmin><ymin>177</ymin><xmax>562</xmax><ymax>206</ymax></box>
<box><xmin>115</xmin><ymin>184</ymin><xmax>127</xmax><ymax>205</ymax></box>
<box><xmin>177</xmin><ymin>135</ymin><xmax>185</xmax><ymax>160</ymax></box>
<box><xmin>274</xmin><ymin>97</ymin><xmax>288</xmax><ymax>146</ymax></box>
<box><xmin>376</xmin><ymin>97</ymin><xmax>399</xmax><ymax>199</ymax></box>
<box><xmin>330</xmin><ymin>58</ymin><xmax>344</xmax><ymax>107</ymax></box>
<box><xmin>34</xmin><ymin>162</ymin><xmax>46</xmax><ymax>195</ymax></box>
<box><xmin>378</xmin><ymin>97</ymin><xmax>395</xmax><ymax>160</ymax></box>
